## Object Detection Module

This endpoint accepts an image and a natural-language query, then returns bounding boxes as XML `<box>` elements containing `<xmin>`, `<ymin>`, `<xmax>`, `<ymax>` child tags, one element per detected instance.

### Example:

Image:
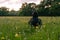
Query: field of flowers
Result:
<box><xmin>0</xmin><ymin>16</ymin><xmax>60</xmax><ymax>40</ymax></box>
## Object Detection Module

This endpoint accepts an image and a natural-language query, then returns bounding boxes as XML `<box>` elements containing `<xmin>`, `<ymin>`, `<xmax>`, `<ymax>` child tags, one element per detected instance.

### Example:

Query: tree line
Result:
<box><xmin>0</xmin><ymin>0</ymin><xmax>60</xmax><ymax>16</ymax></box>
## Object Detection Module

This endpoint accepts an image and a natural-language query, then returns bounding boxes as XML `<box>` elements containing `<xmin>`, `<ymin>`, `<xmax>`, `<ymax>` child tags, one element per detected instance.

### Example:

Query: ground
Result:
<box><xmin>0</xmin><ymin>16</ymin><xmax>60</xmax><ymax>40</ymax></box>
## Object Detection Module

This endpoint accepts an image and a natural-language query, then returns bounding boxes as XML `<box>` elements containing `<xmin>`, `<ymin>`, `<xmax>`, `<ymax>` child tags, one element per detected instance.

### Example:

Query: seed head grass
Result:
<box><xmin>0</xmin><ymin>17</ymin><xmax>60</xmax><ymax>40</ymax></box>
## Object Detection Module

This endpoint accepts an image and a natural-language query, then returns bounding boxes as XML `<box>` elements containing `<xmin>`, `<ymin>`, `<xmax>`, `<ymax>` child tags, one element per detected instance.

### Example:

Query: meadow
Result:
<box><xmin>0</xmin><ymin>16</ymin><xmax>60</xmax><ymax>40</ymax></box>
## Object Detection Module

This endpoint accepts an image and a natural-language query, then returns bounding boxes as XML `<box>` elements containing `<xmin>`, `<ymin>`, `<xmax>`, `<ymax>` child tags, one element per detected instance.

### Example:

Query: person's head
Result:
<box><xmin>32</xmin><ymin>10</ymin><xmax>37</xmax><ymax>15</ymax></box>
<box><xmin>32</xmin><ymin>11</ymin><xmax>38</xmax><ymax>17</ymax></box>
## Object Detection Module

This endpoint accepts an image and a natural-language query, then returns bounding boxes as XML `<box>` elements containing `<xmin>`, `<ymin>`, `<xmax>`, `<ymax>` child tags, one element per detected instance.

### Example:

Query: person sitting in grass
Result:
<box><xmin>28</xmin><ymin>10</ymin><xmax>42</xmax><ymax>29</ymax></box>
<box><xmin>32</xmin><ymin>11</ymin><xmax>39</xmax><ymax>26</ymax></box>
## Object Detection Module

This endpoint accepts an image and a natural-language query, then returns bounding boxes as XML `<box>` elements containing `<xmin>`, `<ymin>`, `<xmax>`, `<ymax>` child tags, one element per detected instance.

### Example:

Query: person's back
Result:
<box><xmin>32</xmin><ymin>11</ymin><xmax>38</xmax><ymax>24</ymax></box>
<box><xmin>28</xmin><ymin>11</ymin><xmax>42</xmax><ymax>28</ymax></box>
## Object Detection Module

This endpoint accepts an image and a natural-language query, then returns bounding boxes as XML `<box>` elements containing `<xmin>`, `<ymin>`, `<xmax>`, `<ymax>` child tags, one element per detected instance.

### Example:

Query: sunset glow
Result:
<box><xmin>0</xmin><ymin>0</ymin><xmax>42</xmax><ymax>11</ymax></box>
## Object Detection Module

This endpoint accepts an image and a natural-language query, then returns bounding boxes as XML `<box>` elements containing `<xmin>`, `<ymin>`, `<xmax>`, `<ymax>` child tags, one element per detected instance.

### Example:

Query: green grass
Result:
<box><xmin>0</xmin><ymin>16</ymin><xmax>60</xmax><ymax>40</ymax></box>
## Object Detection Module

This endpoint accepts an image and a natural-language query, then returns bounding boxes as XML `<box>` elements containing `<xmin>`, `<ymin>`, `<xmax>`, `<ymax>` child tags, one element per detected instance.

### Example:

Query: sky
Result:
<box><xmin>0</xmin><ymin>0</ymin><xmax>42</xmax><ymax>11</ymax></box>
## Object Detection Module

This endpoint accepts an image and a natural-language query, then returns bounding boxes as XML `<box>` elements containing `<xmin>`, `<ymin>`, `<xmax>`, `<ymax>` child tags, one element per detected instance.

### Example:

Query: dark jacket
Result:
<box><xmin>32</xmin><ymin>11</ymin><xmax>38</xmax><ymax>23</ymax></box>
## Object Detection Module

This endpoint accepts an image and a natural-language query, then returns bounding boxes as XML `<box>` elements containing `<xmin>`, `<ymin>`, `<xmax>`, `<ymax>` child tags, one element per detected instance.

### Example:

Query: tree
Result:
<box><xmin>37</xmin><ymin>0</ymin><xmax>60</xmax><ymax>16</ymax></box>
<box><xmin>8</xmin><ymin>9</ymin><xmax>19</xmax><ymax>16</ymax></box>
<box><xmin>0</xmin><ymin>7</ymin><xmax>9</xmax><ymax>16</ymax></box>
<box><xmin>19</xmin><ymin>3</ymin><xmax>36</xmax><ymax>16</ymax></box>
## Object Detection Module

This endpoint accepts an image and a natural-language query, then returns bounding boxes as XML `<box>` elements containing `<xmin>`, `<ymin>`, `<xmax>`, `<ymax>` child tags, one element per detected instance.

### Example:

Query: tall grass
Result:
<box><xmin>0</xmin><ymin>16</ymin><xmax>60</xmax><ymax>40</ymax></box>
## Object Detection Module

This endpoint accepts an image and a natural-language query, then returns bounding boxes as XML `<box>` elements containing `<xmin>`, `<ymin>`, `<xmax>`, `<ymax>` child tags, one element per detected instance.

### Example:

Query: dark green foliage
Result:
<box><xmin>0</xmin><ymin>0</ymin><xmax>60</xmax><ymax>16</ymax></box>
<box><xmin>19</xmin><ymin>3</ymin><xmax>36</xmax><ymax>16</ymax></box>
<box><xmin>37</xmin><ymin>0</ymin><xmax>60</xmax><ymax>16</ymax></box>
<box><xmin>0</xmin><ymin>7</ymin><xmax>9</xmax><ymax>16</ymax></box>
<box><xmin>18</xmin><ymin>0</ymin><xmax>60</xmax><ymax>16</ymax></box>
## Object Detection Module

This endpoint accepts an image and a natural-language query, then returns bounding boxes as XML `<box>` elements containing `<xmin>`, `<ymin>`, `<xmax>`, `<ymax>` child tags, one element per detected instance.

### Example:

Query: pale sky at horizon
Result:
<box><xmin>0</xmin><ymin>0</ymin><xmax>42</xmax><ymax>11</ymax></box>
